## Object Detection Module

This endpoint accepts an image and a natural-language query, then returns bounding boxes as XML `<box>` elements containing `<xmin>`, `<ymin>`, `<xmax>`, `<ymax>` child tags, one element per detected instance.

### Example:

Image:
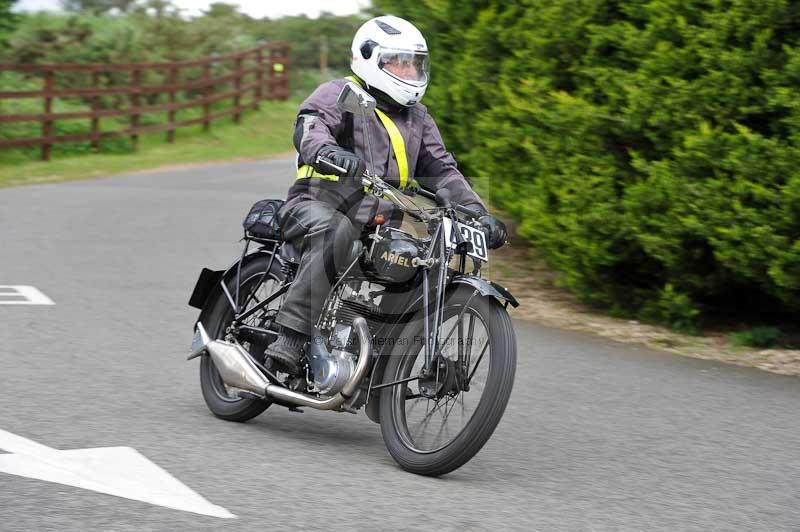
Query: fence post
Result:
<box><xmin>233</xmin><ymin>55</ymin><xmax>243</xmax><ymax>123</ymax></box>
<box><xmin>167</xmin><ymin>67</ymin><xmax>178</xmax><ymax>143</ymax></box>
<box><xmin>254</xmin><ymin>48</ymin><xmax>263</xmax><ymax>110</ymax></box>
<box><xmin>284</xmin><ymin>43</ymin><xmax>290</xmax><ymax>98</ymax></box>
<box><xmin>41</xmin><ymin>70</ymin><xmax>54</xmax><ymax>161</ymax></box>
<box><xmin>91</xmin><ymin>71</ymin><xmax>101</xmax><ymax>152</ymax></box>
<box><xmin>319</xmin><ymin>34</ymin><xmax>328</xmax><ymax>75</ymax></box>
<box><xmin>130</xmin><ymin>69</ymin><xmax>142</xmax><ymax>151</ymax></box>
<box><xmin>203</xmin><ymin>62</ymin><xmax>211</xmax><ymax>132</ymax></box>
<box><xmin>268</xmin><ymin>48</ymin><xmax>277</xmax><ymax>99</ymax></box>
<box><xmin>274</xmin><ymin>44</ymin><xmax>289</xmax><ymax>99</ymax></box>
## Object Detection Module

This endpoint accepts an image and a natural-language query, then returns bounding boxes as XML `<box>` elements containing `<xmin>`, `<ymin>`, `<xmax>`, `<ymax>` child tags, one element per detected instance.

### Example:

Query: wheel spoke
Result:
<box><xmin>414</xmin><ymin>400</ymin><xmax>440</xmax><ymax>437</ymax></box>
<box><xmin>457</xmin><ymin>314</ymin><xmax>465</xmax><ymax>363</ymax></box>
<box><xmin>406</xmin><ymin>396</ymin><xmax>424</xmax><ymax>413</ymax></box>
<box><xmin>466</xmin><ymin>339</ymin><xmax>489</xmax><ymax>386</ymax></box>
<box><xmin>442</xmin><ymin>394</ymin><xmax>458</xmax><ymax>424</ymax></box>
<box><xmin>432</xmin><ymin>394</ymin><xmax>461</xmax><ymax>444</ymax></box>
<box><xmin>432</xmin><ymin>406</ymin><xmax>450</xmax><ymax>443</ymax></box>
<box><xmin>438</xmin><ymin>314</ymin><xmax>461</xmax><ymax>358</ymax></box>
<box><xmin>415</xmin><ymin>397</ymin><xmax>446</xmax><ymax>430</ymax></box>
<box><xmin>240</xmin><ymin>283</ymin><xmax>262</xmax><ymax>311</ymax></box>
<box><xmin>464</xmin><ymin>313</ymin><xmax>476</xmax><ymax>369</ymax></box>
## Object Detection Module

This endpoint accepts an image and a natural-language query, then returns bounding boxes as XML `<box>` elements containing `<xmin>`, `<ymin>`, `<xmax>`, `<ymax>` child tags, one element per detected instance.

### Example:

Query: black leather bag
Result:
<box><xmin>242</xmin><ymin>199</ymin><xmax>284</xmax><ymax>240</ymax></box>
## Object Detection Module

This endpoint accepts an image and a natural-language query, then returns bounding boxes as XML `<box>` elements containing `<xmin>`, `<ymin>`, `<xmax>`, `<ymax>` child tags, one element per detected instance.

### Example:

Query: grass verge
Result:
<box><xmin>0</xmin><ymin>100</ymin><xmax>298</xmax><ymax>188</ymax></box>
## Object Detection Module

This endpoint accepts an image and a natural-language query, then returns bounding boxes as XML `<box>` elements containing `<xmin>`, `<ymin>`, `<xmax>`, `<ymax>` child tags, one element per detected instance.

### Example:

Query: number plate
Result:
<box><xmin>442</xmin><ymin>218</ymin><xmax>489</xmax><ymax>262</ymax></box>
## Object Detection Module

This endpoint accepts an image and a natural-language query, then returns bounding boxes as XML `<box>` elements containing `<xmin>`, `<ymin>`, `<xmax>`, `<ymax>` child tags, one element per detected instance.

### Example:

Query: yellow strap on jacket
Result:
<box><xmin>373</xmin><ymin>107</ymin><xmax>409</xmax><ymax>189</ymax></box>
<box><xmin>296</xmin><ymin>77</ymin><xmax>409</xmax><ymax>188</ymax></box>
<box><xmin>296</xmin><ymin>164</ymin><xmax>339</xmax><ymax>181</ymax></box>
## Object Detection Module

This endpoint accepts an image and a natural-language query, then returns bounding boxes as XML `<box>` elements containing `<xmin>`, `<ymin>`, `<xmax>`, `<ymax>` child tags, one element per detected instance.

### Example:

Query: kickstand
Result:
<box><xmin>288</xmin><ymin>406</ymin><xmax>304</xmax><ymax>413</ymax></box>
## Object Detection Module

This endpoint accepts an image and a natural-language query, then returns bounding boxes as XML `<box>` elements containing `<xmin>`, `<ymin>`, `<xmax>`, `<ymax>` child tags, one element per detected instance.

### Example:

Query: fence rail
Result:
<box><xmin>0</xmin><ymin>42</ymin><xmax>290</xmax><ymax>160</ymax></box>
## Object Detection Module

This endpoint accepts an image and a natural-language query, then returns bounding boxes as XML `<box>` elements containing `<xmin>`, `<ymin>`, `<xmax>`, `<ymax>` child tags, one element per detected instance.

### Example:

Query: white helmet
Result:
<box><xmin>350</xmin><ymin>15</ymin><xmax>430</xmax><ymax>107</ymax></box>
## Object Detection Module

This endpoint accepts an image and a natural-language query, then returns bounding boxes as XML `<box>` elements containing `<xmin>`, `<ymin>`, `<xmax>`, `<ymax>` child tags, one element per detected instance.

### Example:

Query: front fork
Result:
<box><xmin>421</xmin><ymin>211</ymin><xmax>471</xmax><ymax>374</ymax></box>
<box><xmin>421</xmin><ymin>221</ymin><xmax>447</xmax><ymax>372</ymax></box>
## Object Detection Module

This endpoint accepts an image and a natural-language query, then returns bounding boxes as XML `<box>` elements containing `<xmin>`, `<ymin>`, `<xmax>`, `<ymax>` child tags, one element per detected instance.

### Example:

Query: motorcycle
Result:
<box><xmin>187</xmin><ymin>82</ymin><xmax>518</xmax><ymax>476</ymax></box>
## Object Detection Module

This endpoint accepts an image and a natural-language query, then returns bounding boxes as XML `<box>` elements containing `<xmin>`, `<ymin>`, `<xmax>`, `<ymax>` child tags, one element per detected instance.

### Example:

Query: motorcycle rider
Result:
<box><xmin>265</xmin><ymin>15</ymin><xmax>507</xmax><ymax>374</ymax></box>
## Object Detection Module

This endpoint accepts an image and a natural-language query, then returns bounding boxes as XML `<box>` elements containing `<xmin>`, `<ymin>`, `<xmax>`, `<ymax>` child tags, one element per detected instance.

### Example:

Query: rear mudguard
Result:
<box><xmin>364</xmin><ymin>274</ymin><xmax>517</xmax><ymax>423</ymax></box>
<box><xmin>188</xmin><ymin>245</ymin><xmax>284</xmax><ymax>329</ymax></box>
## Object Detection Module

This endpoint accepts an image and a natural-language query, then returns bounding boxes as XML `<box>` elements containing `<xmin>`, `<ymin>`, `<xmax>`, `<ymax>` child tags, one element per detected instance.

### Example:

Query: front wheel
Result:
<box><xmin>379</xmin><ymin>287</ymin><xmax>517</xmax><ymax>476</ymax></box>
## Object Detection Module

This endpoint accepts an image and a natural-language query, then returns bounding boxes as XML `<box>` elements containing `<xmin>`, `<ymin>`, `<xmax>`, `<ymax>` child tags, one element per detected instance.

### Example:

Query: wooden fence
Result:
<box><xmin>0</xmin><ymin>42</ymin><xmax>290</xmax><ymax>161</ymax></box>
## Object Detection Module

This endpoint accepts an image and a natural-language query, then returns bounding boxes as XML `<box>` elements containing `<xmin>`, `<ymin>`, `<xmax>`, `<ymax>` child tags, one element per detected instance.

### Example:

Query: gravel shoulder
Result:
<box><xmin>486</xmin><ymin>228</ymin><xmax>800</xmax><ymax>378</ymax></box>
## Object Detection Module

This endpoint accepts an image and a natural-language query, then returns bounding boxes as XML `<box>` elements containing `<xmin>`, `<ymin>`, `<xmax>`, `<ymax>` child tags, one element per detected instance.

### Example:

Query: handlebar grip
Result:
<box><xmin>456</xmin><ymin>204</ymin><xmax>483</xmax><ymax>219</ymax></box>
<box><xmin>315</xmin><ymin>157</ymin><xmax>348</xmax><ymax>176</ymax></box>
<box><xmin>435</xmin><ymin>189</ymin><xmax>452</xmax><ymax>208</ymax></box>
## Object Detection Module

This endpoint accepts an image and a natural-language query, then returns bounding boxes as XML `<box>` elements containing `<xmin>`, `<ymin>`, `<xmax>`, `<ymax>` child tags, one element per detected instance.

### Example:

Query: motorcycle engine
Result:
<box><xmin>306</xmin><ymin>339</ymin><xmax>356</xmax><ymax>397</ymax></box>
<box><xmin>308</xmin><ymin>285</ymin><xmax>386</xmax><ymax>398</ymax></box>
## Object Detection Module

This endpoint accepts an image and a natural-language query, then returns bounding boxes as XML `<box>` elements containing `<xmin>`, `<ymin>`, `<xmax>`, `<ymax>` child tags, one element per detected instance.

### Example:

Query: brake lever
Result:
<box><xmin>362</xmin><ymin>173</ymin><xmax>388</xmax><ymax>197</ymax></box>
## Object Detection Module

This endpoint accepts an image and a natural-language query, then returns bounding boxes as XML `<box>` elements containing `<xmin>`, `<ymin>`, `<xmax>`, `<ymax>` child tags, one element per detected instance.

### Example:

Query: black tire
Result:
<box><xmin>200</xmin><ymin>253</ymin><xmax>285</xmax><ymax>422</ymax></box>
<box><xmin>379</xmin><ymin>286</ymin><xmax>516</xmax><ymax>476</ymax></box>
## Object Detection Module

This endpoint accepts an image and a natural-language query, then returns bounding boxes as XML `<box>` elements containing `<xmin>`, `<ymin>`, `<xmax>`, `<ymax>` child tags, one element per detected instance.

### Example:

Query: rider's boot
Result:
<box><xmin>265</xmin><ymin>327</ymin><xmax>308</xmax><ymax>375</ymax></box>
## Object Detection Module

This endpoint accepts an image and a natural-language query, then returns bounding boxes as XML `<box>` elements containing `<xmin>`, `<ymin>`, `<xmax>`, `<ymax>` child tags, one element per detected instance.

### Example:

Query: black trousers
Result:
<box><xmin>275</xmin><ymin>200</ymin><xmax>362</xmax><ymax>336</ymax></box>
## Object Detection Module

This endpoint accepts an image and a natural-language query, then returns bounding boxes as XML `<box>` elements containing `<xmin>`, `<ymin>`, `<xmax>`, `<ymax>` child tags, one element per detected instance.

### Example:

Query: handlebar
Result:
<box><xmin>413</xmin><ymin>187</ymin><xmax>483</xmax><ymax>219</ymax></box>
<box><xmin>358</xmin><ymin>173</ymin><xmax>483</xmax><ymax>221</ymax></box>
<box><xmin>309</xmin><ymin>165</ymin><xmax>481</xmax><ymax>221</ymax></box>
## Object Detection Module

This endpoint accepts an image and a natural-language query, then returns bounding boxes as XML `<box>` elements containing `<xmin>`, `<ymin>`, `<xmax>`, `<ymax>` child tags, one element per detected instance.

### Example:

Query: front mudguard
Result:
<box><xmin>364</xmin><ymin>274</ymin><xmax>518</xmax><ymax>424</ymax></box>
<box><xmin>450</xmin><ymin>274</ymin><xmax>519</xmax><ymax>309</ymax></box>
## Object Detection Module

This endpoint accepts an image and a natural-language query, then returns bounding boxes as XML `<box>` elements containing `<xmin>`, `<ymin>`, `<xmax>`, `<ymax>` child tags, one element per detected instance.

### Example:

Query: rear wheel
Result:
<box><xmin>379</xmin><ymin>287</ymin><xmax>516</xmax><ymax>476</ymax></box>
<box><xmin>199</xmin><ymin>253</ymin><xmax>286</xmax><ymax>422</ymax></box>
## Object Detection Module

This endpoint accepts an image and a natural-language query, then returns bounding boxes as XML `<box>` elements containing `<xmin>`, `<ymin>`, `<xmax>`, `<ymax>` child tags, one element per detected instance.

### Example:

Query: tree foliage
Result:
<box><xmin>374</xmin><ymin>0</ymin><xmax>800</xmax><ymax>327</ymax></box>
<box><xmin>3</xmin><ymin>3</ymin><xmax>364</xmax><ymax>71</ymax></box>
<box><xmin>0</xmin><ymin>0</ymin><xmax>19</xmax><ymax>48</ymax></box>
<box><xmin>61</xmin><ymin>0</ymin><xmax>137</xmax><ymax>14</ymax></box>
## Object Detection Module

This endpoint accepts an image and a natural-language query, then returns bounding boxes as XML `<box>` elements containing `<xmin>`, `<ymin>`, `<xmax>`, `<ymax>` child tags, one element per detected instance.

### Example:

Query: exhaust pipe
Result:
<box><xmin>193</xmin><ymin>318</ymin><xmax>372</xmax><ymax>411</ymax></box>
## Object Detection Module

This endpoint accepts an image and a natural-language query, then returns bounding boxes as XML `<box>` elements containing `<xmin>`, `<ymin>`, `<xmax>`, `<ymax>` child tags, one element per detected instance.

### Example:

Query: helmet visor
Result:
<box><xmin>378</xmin><ymin>48</ymin><xmax>429</xmax><ymax>84</ymax></box>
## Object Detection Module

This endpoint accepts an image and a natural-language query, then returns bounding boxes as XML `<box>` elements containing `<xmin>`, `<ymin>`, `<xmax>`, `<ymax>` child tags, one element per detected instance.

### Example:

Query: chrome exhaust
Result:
<box><xmin>193</xmin><ymin>322</ymin><xmax>272</xmax><ymax>396</ymax></box>
<box><xmin>193</xmin><ymin>317</ymin><xmax>372</xmax><ymax>411</ymax></box>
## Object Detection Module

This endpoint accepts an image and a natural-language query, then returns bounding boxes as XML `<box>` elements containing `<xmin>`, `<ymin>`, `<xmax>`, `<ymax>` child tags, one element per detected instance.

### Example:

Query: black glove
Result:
<box><xmin>314</xmin><ymin>145</ymin><xmax>365</xmax><ymax>182</ymax></box>
<box><xmin>478</xmin><ymin>215</ymin><xmax>508</xmax><ymax>249</ymax></box>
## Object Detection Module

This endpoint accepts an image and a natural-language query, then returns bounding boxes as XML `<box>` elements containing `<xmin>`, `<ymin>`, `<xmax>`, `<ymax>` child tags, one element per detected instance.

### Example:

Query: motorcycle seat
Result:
<box><xmin>279</xmin><ymin>241</ymin><xmax>302</xmax><ymax>264</ymax></box>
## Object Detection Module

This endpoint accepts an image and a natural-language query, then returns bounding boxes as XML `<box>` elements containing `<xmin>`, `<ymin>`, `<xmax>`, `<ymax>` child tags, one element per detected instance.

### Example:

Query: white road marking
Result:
<box><xmin>0</xmin><ymin>429</ymin><xmax>235</xmax><ymax>519</ymax></box>
<box><xmin>0</xmin><ymin>286</ymin><xmax>55</xmax><ymax>305</ymax></box>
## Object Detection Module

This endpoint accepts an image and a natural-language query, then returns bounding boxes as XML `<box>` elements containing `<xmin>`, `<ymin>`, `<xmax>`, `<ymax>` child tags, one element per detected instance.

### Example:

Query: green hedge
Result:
<box><xmin>374</xmin><ymin>0</ymin><xmax>800</xmax><ymax>329</ymax></box>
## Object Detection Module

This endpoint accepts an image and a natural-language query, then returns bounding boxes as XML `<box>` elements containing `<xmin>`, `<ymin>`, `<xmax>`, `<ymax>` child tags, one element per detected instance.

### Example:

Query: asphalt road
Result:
<box><xmin>0</xmin><ymin>157</ymin><xmax>798</xmax><ymax>532</ymax></box>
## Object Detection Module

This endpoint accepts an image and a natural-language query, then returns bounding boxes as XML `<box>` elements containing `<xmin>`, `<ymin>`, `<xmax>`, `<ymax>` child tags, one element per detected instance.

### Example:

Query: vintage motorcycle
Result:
<box><xmin>187</xmin><ymin>82</ymin><xmax>518</xmax><ymax>476</ymax></box>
